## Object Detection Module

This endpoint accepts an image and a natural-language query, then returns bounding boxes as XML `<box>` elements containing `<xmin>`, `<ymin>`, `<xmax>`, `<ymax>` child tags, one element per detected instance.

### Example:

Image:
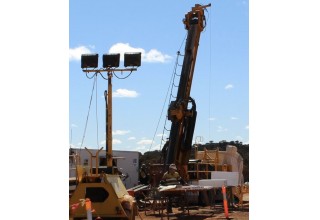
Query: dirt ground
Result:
<box><xmin>136</xmin><ymin>195</ymin><xmax>249</xmax><ymax>220</ymax></box>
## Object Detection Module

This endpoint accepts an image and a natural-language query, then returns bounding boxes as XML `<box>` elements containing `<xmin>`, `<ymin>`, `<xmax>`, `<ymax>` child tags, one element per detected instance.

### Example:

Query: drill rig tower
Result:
<box><xmin>165</xmin><ymin>3</ymin><xmax>211</xmax><ymax>180</ymax></box>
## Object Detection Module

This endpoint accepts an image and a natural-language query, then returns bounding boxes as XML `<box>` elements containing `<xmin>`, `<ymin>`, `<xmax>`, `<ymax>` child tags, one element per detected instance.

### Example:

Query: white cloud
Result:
<box><xmin>113</xmin><ymin>130</ymin><xmax>130</xmax><ymax>135</ymax></box>
<box><xmin>208</xmin><ymin>117</ymin><xmax>216</xmax><ymax>121</ymax></box>
<box><xmin>245</xmin><ymin>125</ymin><xmax>249</xmax><ymax>129</ymax></box>
<box><xmin>69</xmin><ymin>46</ymin><xmax>93</xmax><ymax>61</ymax></box>
<box><xmin>137</xmin><ymin>139</ymin><xmax>153</xmax><ymax>145</ymax></box>
<box><xmin>235</xmin><ymin>136</ymin><xmax>243</xmax><ymax>141</ymax></box>
<box><xmin>113</xmin><ymin>139</ymin><xmax>122</xmax><ymax>144</ymax></box>
<box><xmin>225</xmin><ymin>84</ymin><xmax>234</xmax><ymax>90</ymax></box>
<box><xmin>231</xmin><ymin>117</ymin><xmax>238</xmax><ymax>120</ymax></box>
<box><xmin>109</xmin><ymin>43</ymin><xmax>172</xmax><ymax>63</ymax></box>
<box><xmin>128</xmin><ymin>137</ymin><xmax>136</xmax><ymax>140</ymax></box>
<box><xmin>156</xmin><ymin>133</ymin><xmax>167</xmax><ymax>137</ymax></box>
<box><xmin>217</xmin><ymin>126</ymin><xmax>228</xmax><ymax>132</ymax></box>
<box><xmin>113</xmin><ymin>89</ymin><xmax>139</xmax><ymax>98</ymax></box>
<box><xmin>144</xmin><ymin>49</ymin><xmax>172</xmax><ymax>63</ymax></box>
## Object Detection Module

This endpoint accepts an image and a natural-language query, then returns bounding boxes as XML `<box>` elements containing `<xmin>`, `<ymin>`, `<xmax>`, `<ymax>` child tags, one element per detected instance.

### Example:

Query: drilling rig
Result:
<box><xmin>164</xmin><ymin>3</ymin><xmax>211</xmax><ymax>181</ymax></box>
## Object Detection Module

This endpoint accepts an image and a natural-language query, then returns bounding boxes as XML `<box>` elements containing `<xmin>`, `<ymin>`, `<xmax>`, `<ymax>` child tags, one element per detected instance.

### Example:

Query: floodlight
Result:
<box><xmin>103</xmin><ymin>53</ymin><xmax>120</xmax><ymax>68</ymax></box>
<box><xmin>81</xmin><ymin>54</ymin><xmax>99</xmax><ymax>68</ymax></box>
<box><xmin>124</xmin><ymin>52</ymin><xmax>141</xmax><ymax>67</ymax></box>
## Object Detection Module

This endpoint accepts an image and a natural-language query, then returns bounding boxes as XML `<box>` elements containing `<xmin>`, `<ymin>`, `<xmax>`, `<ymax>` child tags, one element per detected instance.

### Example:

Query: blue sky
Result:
<box><xmin>69</xmin><ymin>0</ymin><xmax>249</xmax><ymax>154</ymax></box>
<box><xmin>2</xmin><ymin>0</ymin><xmax>320</xmax><ymax>218</ymax></box>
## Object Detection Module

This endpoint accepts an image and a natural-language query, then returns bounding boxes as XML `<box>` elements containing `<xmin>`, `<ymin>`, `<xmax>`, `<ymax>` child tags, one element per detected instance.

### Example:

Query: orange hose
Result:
<box><xmin>222</xmin><ymin>185</ymin><xmax>229</xmax><ymax>218</ymax></box>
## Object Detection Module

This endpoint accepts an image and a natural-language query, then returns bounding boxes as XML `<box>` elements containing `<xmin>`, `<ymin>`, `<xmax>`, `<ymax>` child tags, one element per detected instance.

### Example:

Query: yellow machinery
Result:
<box><xmin>164</xmin><ymin>3</ymin><xmax>211</xmax><ymax>180</ymax></box>
<box><xmin>69</xmin><ymin>148</ymin><xmax>137</xmax><ymax>220</ymax></box>
<box><xmin>69</xmin><ymin>170</ymin><xmax>136</xmax><ymax>220</ymax></box>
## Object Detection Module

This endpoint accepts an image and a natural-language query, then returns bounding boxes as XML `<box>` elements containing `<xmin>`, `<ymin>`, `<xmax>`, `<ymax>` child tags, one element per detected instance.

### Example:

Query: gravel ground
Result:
<box><xmin>136</xmin><ymin>200</ymin><xmax>249</xmax><ymax>220</ymax></box>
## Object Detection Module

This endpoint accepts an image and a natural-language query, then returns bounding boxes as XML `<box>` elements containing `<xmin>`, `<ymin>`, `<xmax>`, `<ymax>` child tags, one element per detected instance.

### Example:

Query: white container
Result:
<box><xmin>211</xmin><ymin>171</ymin><xmax>239</xmax><ymax>186</ymax></box>
<box><xmin>198</xmin><ymin>179</ymin><xmax>227</xmax><ymax>187</ymax></box>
